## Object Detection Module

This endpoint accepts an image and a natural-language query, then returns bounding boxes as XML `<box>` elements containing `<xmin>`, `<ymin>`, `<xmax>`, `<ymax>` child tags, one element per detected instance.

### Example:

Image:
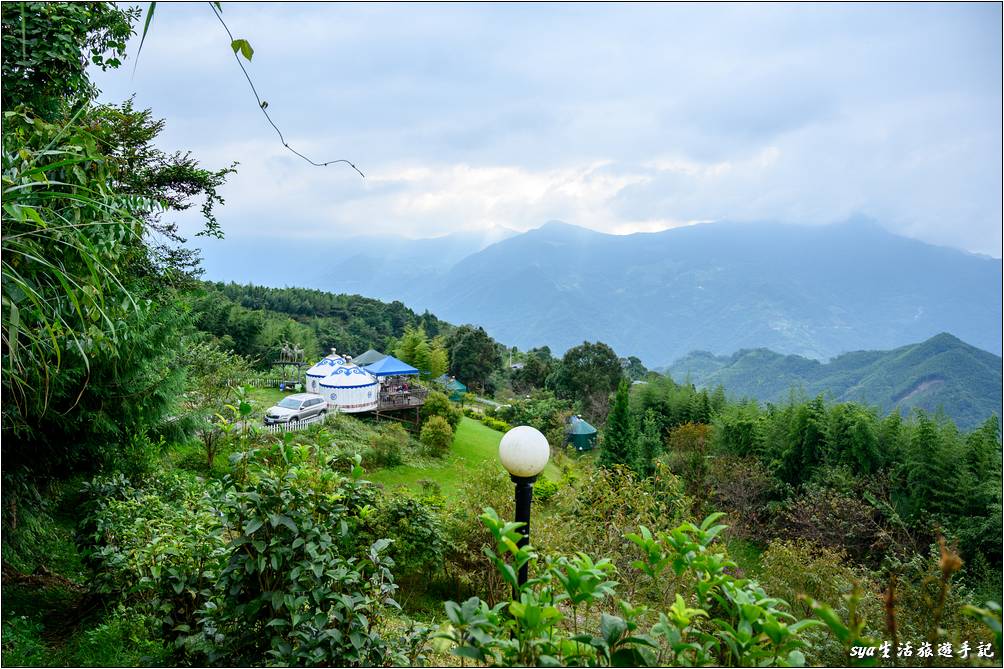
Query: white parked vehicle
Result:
<box><xmin>263</xmin><ymin>393</ymin><xmax>328</xmax><ymax>425</ymax></box>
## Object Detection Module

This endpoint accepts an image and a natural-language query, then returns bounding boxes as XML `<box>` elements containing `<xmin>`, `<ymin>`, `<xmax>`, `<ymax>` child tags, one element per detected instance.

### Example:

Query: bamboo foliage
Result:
<box><xmin>1</xmin><ymin>109</ymin><xmax>156</xmax><ymax>434</ymax></box>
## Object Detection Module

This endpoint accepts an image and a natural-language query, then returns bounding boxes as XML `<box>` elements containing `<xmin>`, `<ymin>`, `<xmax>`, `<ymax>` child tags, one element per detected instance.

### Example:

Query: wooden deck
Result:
<box><xmin>377</xmin><ymin>387</ymin><xmax>428</xmax><ymax>411</ymax></box>
<box><xmin>372</xmin><ymin>387</ymin><xmax>427</xmax><ymax>428</ymax></box>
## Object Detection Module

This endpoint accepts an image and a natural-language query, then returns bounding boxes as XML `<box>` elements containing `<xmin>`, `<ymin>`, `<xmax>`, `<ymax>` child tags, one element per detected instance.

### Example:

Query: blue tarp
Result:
<box><xmin>363</xmin><ymin>355</ymin><xmax>419</xmax><ymax>377</ymax></box>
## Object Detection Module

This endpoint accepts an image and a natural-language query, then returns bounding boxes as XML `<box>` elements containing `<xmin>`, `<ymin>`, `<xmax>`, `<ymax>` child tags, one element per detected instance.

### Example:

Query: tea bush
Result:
<box><xmin>759</xmin><ymin>540</ymin><xmax>881</xmax><ymax>664</ymax></box>
<box><xmin>203</xmin><ymin>449</ymin><xmax>402</xmax><ymax>666</ymax></box>
<box><xmin>366</xmin><ymin>494</ymin><xmax>448</xmax><ymax>582</ymax></box>
<box><xmin>435</xmin><ymin>509</ymin><xmax>821</xmax><ymax>666</ymax></box>
<box><xmin>79</xmin><ymin>472</ymin><xmax>229</xmax><ymax>640</ymax></box>
<box><xmin>533</xmin><ymin>477</ymin><xmax>561</xmax><ymax>504</ymax></box>
<box><xmin>561</xmin><ymin>463</ymin><xmax>691</xmax><ymax>577</ymax></box>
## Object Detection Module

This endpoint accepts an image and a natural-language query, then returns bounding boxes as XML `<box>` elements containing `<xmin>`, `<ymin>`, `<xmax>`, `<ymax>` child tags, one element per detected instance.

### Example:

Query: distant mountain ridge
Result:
<box><xmin>665</xmin><ymin>333</ymin><xmax>1002</xmax><ymax>430</ymax></box>
<box><xmin>198</xmin><ymin>218</ymin><xmax>1003</xmax><ymax>367</ymax></box>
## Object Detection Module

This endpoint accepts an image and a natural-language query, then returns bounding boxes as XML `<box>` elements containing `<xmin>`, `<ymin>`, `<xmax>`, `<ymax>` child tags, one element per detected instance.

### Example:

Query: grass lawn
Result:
<box><xmin>368</xmin><ymin>417</ymin><xmax>560</xmax><ymax>499</ymax></box>
<box><xmin>248</xmin><ymin>386</ymin><xmax>287</xmax><ymax>409</ymax></box>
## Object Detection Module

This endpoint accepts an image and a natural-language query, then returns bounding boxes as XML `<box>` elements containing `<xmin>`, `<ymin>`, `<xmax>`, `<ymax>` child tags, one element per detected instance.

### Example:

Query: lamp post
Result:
<box><xmin>498</xmin><ymin>425</ymin><xmax>550</xmax><ymax>590</ymax></box>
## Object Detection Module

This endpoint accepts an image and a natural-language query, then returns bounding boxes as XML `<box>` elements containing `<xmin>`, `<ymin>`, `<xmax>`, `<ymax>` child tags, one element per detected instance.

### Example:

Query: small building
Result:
<box><xmin>304</xmin><ymin>350</ymin><xmax>347</xmax><ymax>394</ymax></box>
<box><xmin>567</xmin><ymin>415</ymin><xmax>598</xmax><ymax>452</ymax></box>
<box><xmin>318</xmin><ymin>362</ymin><xmax>379</xmax><ymax>413</ymax></box>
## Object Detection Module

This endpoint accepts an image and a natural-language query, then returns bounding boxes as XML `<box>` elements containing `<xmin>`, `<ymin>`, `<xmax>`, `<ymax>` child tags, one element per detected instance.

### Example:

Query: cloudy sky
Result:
<box><xmin>92</xmin><ymin>2</ymin><xmax>1002</xmax><ymax>256</ymax></box>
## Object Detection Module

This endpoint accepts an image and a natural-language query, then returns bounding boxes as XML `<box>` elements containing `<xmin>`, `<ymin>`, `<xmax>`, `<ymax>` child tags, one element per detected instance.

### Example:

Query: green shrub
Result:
<box><xmin>203</xmin><ymin>449</ymin><xmax>400</xmax><ymax>666</ymax></box>
<box><xmin>65</xmin><ymin>606</ymin><xmax>170</xmax><ymax>667</ymax></box>
<box><xmin>561</xmin><ymin>463</ymin><xmax>691</xmax><ymax>578</ymax></box>
<box><xmin>79</xmin><ymin>472</ymin><xmax>229</xmax><ymax>644</ymax></box>
<box><xmin>421</xmin><ymin>391</ymin><xmax>462</xmax><ymax>429</ymax></box>
<box><xmin>367</xmin><ymin>495</ymin><xmax>447</xmax><ymax>581</ymax></box>
<box><xmin>434</xmin><ymin>509</ymin><xmax>821</xmax><ymax>667</ymax></box>
<box><xmin>101</xmin><ymin>432</ymin><xmax>166</xmax><ymax>481</ymax></box>
<box><xmin>759</xmin><ymin>539</ymin><xmax>880</xmax><ymax>665</ymax></box>
<box><xmin>533</xmin><ymin>477</ymin><xmax>560</xmax><ymax>504</ymax></box>
<box><xmin>496</xmin><ymin>391</ymin><xmax>571</xmax><ymax>432</ymax></box>
<box><xmin>364</xmin><ymin>423</ymin><xmax>409</xmax><ymax>468</ymax></box>
<box><xmin>480</xmin><ymin>416</ymin><xmax>512</xmax><ymax>432</ymax></box>
<box><xmin>420</xmin><ymin>416</ymin><xmax>454</xmax><ymax>458</ymax></box>
<box><xmin>1</xmin><ymin>614</ymin><xmax>48</xmax><ymax>666</ymax></box>
<box><xmin>416</xmin><ymin>479</ymin><xmax>447</xmax><ymax>511</ymax></box>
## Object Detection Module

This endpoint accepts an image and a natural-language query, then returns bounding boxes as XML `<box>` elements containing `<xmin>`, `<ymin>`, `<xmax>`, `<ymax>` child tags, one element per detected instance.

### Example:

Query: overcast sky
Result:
<box><xmin>92</xmin><ymin>2</ymin><xmax>1002</xmax><ymax>256</ymax></box>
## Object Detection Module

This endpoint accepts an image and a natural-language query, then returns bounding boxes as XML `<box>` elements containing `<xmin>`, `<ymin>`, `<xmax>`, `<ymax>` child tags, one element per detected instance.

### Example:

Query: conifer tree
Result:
<box><xmin>634</xmin><ymin>409</ymin><xmax>663</xmax><ymax>477</ymax></box>
<box><xmin>600</xmin><ymin>380</ymin><xmax>635</xmax><ymax>469</ymax></box>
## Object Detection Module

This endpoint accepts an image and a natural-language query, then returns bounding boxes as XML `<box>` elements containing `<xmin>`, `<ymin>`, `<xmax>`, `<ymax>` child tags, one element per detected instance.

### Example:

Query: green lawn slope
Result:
<box><xmin>368</xmin><ymin>417</ymin><xmax>560</xmax><ymax>499</ymax></box>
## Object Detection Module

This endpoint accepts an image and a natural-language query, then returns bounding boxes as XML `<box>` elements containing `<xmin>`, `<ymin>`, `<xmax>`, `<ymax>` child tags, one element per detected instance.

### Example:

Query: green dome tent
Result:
<box><xmin>567</xmin><ymin>415</ymin><xmax>597</xmax><ymax>451</ymax></box>
<box><xmin>445</xmin><ymin>378</ymin><xmax>467</xmax><ymax>402</ymax></box>
<box><xmin>435</xmin><ymin>374</ymin><xmax>467</xmax><ymax>402</ymax></box>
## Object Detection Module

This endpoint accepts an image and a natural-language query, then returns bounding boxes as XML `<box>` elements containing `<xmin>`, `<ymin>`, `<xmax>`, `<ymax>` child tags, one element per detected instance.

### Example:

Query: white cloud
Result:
<box><xmin>92</xmin><ymin>2</ymin><xmax>1002</xmax><ymax>256</ymax></box>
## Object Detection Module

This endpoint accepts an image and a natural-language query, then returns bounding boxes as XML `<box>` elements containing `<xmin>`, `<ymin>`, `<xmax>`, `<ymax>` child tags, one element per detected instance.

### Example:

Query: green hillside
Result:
<box><xmin>192</xmin><ymin>281</ymin><xmax>453</xmax><ymax>365</ymax></box>
<box><xmin>665</xmin><ymin>333</ymin><xmax>1002</xmax><ymax>429</ymax></box>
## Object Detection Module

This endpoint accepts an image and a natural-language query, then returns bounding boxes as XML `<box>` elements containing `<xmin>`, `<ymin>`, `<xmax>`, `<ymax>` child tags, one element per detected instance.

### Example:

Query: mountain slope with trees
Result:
<box><xmin>3</xmin><ymin>5</ymin><xmax>1001</xmax><ymax>668</ymax></box>
<box><xmin>284</xmin><ymin>219</ymin><xmax>1002</xmax><ymax>367</ymax></box>
<box><xmin>665</xmin><ymin>332</ymin><xmax>1002</xmax><ymax>430</ymax></box>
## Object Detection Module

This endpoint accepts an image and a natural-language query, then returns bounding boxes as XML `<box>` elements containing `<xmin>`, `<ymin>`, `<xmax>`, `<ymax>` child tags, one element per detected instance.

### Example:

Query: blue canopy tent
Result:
<box><xmin>362</xmin><ymin>355</ymin><xmax>419</xmax><ymax>377</ymax></box>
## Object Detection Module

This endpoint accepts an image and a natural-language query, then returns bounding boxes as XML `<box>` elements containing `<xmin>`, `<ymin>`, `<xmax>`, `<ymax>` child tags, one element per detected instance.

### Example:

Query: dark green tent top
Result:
<box><xmin>567</xmin><ymin>415</ymin><xmax>598</xmax><ymax>451</ymax></box>
<box><xmin>446</xmin><ymin>378</ymin><xmax>467</xmax><ymax>401</ymax></box>
<box><xmin>353</xmin><ymin>349</ymin><xmax>387</xmax><ymax>366</ymax></box>
<box><xmin>434</xmin><ymin>375</ymin><xmax>468</xmax><ymax>400</ymax></box>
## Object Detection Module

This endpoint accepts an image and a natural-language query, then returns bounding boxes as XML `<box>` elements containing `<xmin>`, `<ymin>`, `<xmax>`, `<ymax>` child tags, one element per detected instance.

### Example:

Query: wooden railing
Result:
<box><xmin>378</xmin><ymin>387</ymin><xmax>428</xmax><ymax>410</ymax></box>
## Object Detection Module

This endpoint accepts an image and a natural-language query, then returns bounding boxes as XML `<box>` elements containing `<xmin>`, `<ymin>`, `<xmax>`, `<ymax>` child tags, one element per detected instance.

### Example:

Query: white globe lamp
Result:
<box><xmin>498</xmin><ymin>425</ymin><xmax>550</xmax><ymax>590</ymax></box>
<box><xmin>499</xmin><ymin>425</ymin><xmax>550</xmax><ymax>478</ymax></box>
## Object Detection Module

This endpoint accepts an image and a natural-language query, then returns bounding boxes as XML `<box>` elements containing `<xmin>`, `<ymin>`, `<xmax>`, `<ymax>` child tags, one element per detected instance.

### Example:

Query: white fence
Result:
<box><xmin>228</xmin><ymin>377</ymin><xmax>303</xmax><ymax>389</ymax></box>
<box><xmin>261</xmin><ymin>410</ymin><xmax>336</xmax><ymax>434</ymax></box>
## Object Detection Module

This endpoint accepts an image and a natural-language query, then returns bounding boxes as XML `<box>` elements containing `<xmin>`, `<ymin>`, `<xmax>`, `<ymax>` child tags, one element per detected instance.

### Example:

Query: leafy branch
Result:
<box><xmin>136</xmin><ymin>2</ymin><xmax>365</xmax><ymax>177</ymax></box>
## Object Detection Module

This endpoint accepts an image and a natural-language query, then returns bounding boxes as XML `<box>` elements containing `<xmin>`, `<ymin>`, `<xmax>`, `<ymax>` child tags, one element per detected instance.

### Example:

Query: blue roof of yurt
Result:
<box><xmin>306</xmin><ymin>352</ymin><xmax>347</xmax><ymax>378</ymax></box>
<box><xmin>318</xmin><ymin>363</ymin><xmax>378</xmax><ymax>389</ymax></box>
<box><xmin>363</xmin><ymin>355</ymin><xmax>419</xmax><ymax>377</ymax></box>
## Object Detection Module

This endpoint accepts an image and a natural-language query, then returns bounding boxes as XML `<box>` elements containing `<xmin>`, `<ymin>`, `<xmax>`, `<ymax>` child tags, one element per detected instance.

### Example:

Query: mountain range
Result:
<box><xmin>664</xmin><ymin>333</ymin><xmax>1002</xmax><ymax>431</ymax></box>
<box><xmin>199</xmin><ymin>218</ymin><xmax>1002</xmax><ymax>367</ymax></box>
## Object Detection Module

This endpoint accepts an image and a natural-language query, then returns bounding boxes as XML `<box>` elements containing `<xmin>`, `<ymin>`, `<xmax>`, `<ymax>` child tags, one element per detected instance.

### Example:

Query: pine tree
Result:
<box><xmin>634</xmin><ymin>409</ymin><xmax>663</xmax><ymax>477</ymax></box>
<box><xmin>599</xmin><ymin>380</ymin><xmax>635</xmax><ymax>469</ymax></box>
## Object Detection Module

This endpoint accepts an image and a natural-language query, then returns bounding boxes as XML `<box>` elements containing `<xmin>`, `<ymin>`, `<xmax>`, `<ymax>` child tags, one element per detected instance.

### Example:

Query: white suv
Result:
<box><xmin>264</xmin><ymin>393</ymin><xmax>327</xmax><ymax>425</ymax></box>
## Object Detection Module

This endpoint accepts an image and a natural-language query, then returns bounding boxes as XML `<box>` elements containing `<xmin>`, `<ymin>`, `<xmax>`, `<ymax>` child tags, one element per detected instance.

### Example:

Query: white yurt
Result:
<box><xmin>304</xmin><ymin>350</ymin><xmax>347</xmax><ymax>394</ymax></box>
<box><xmin>318</xmin><ymin>362</ymin><xmax>379</xmax><ymax>413</ymax></box>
